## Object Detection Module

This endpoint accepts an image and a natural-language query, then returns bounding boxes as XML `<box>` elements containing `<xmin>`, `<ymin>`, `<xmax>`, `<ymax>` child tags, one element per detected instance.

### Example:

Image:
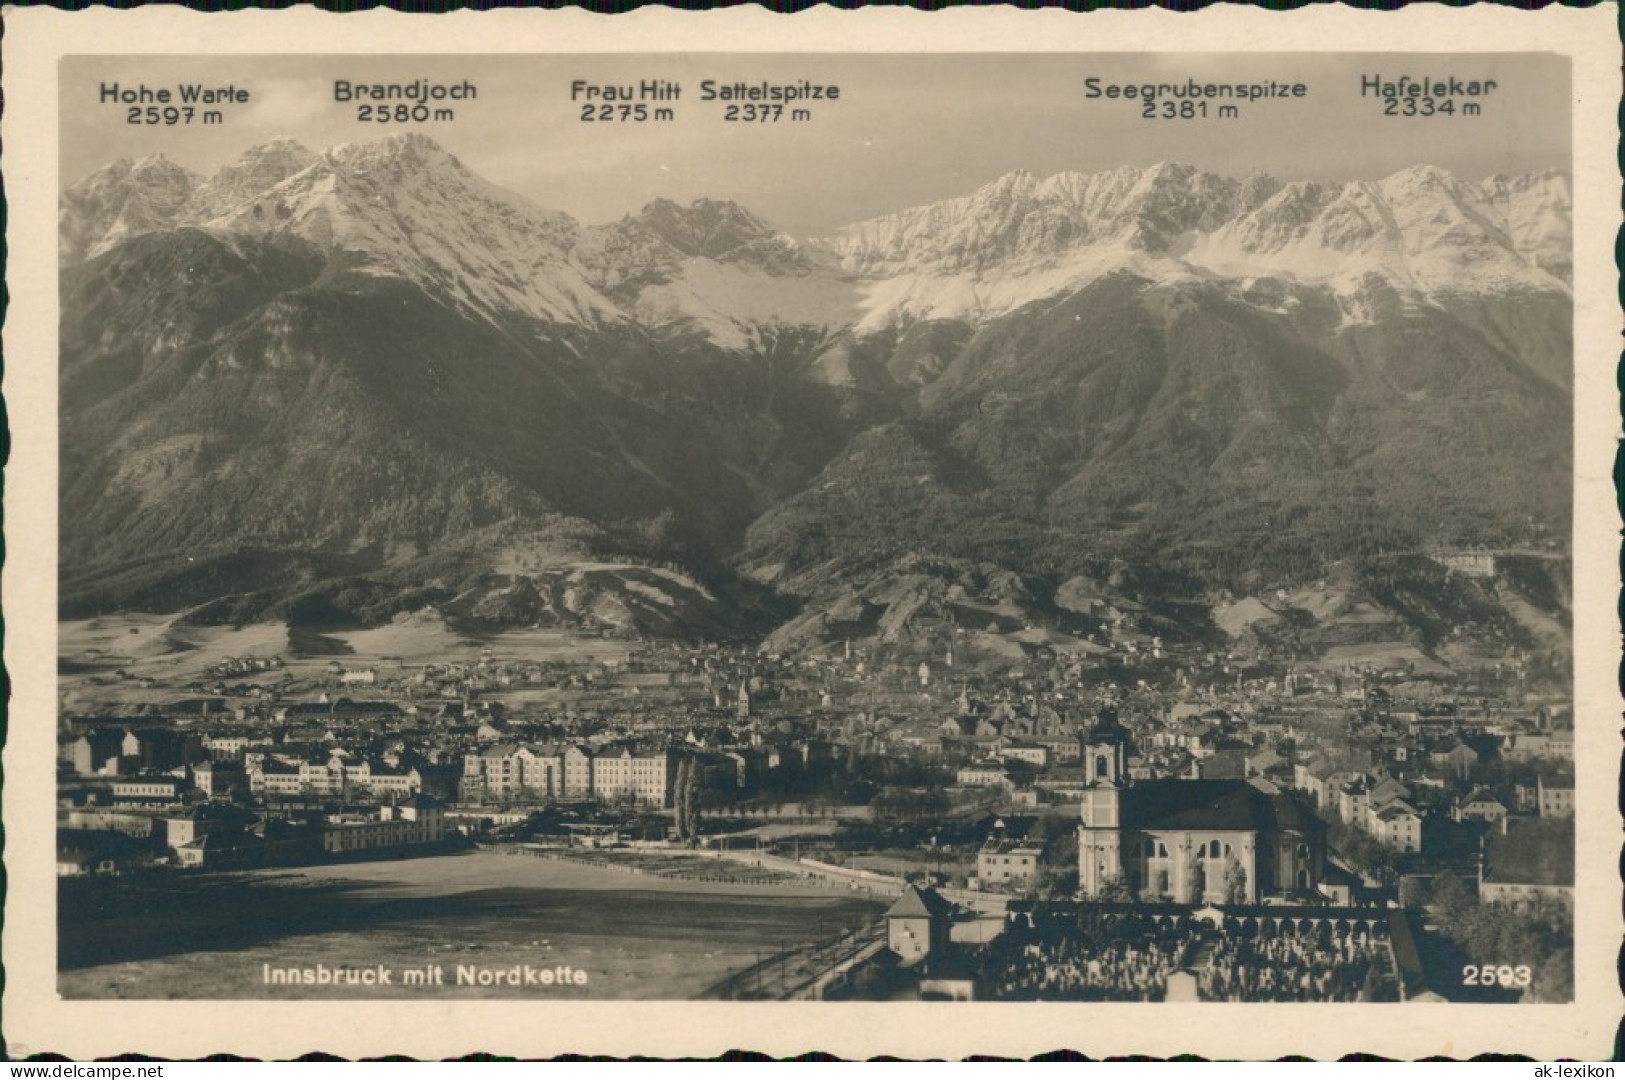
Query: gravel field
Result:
<box><xmin>59</xmin><ymin>851</ymin><xmax>885</xmax><ymax>999</ymax></box>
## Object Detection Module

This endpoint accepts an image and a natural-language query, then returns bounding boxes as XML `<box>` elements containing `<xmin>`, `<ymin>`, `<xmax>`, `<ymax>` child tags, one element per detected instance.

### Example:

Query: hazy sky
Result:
<box><xmin>63</xmin><ymin>53</ymin><xmax>1570</xmax><ymax>233</ymax></box>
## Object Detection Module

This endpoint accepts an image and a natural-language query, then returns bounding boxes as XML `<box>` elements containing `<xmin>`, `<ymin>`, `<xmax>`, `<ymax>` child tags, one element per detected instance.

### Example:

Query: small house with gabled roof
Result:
<box><xmin>886</xmin><ymin>883</ymin><xmax>954</xmax><ymax>965</ymax></box>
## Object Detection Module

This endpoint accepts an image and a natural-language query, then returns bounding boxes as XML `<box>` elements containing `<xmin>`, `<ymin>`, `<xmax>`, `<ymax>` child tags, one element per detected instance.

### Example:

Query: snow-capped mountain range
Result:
<box><xmin>58</xmin><ymin>133</ymin><xmax>1574</xmax><ymax>641</ymax></box>
<box><xmin>62</xmin><ymin>133</ymin><xmax>1570</xmax><ymax>348</ymax></box>
<box><xmin>833</xmin><ymin>162</ymin><xmax>1569</xmax><ymax>332</ymax></box>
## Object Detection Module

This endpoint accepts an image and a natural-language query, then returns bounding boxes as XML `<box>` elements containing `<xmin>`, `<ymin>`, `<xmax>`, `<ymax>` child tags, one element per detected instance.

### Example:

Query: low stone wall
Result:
<box><xmin>719</xmin><ymin>849</ymin><xmax>1010</xmax><ymax>912</ymax></box>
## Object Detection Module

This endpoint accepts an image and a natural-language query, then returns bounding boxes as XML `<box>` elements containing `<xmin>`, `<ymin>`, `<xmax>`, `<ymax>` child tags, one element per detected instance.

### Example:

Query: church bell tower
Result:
<box><xmin>1078</xmin><ymin>706</ymin><xmax>1130</xmax><ymax>898</ymax></box>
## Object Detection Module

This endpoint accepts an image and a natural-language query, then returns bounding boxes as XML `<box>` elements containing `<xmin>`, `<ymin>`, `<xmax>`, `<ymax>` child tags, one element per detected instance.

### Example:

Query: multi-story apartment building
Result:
<box><xmin>249</xmin><ymin>755</ymin><xmax>421</xmax><ymax>799</ymax></box>
<box><xmin>999</xmin><ymin>743</ymin><xmax>1050</xmax><ymax>768</ymax></box>
<box><xmin>460</xmin><ymin>744</ymin><xmax>674</xmax><ymax>807</ymax></box>
<box><xmin>592</xmin><ymin>748</ymin><xmax>674</xmax><ymax>806</ymax></box>
<box><xmin>564</xmin><ymin>745</ymin><xmax>594</xmax><ymax>799</ymax></box>
<box><xmin>110</xmin><ymin>776</ymin><xmax>186</xmax><ymax>803</ymax></box>
<box><xmin>461</xmin><ymin>744</ymin><xmax>566</xmax><ymax>800</ymax></box>
<box><xmin>1536</xmin><ymin>776</ymin><xmax>1575</xmax><ymax>818</ymax></box>
<box><xmin>977</xmin><ymin>840</ymin><xmax>1043</xmax><ymax>890</ymax></box>
<box><xmin>1371</xmin><ymin>804</ymin><xmax>1423</xmax><ymax>853</ymax></box>
<box><xmin>320</xmin><ymin>796</ymin><xmax>446</xmax><ymax>855</ymax></box>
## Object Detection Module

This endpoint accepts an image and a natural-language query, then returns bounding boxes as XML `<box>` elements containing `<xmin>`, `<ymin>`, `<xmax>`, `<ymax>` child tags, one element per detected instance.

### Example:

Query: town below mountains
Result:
<box><xmin>58</xmin><ymin>133</ymin><xmax>1574</xmax><ymax>1001</ymax></box>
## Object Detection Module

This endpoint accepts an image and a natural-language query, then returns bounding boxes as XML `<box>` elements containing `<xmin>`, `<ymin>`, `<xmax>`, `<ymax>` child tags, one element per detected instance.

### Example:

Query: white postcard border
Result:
<box><xmin>3</xmin><ymin>4</ymin><xmax>1619</xmax><ymax>1060</ymax></box>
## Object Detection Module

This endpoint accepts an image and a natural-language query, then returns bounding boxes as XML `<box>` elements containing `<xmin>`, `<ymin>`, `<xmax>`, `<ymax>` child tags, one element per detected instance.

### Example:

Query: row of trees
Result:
<box><xmin>671</xmin><ymin>757</ymin><xmax>703</xmax><ymax>842</ymax></box>
<box><xmin>868</xmin><ymin>787</ymin><xmax>950</xmax><ymax>826</ymax></box>
<box><xmin>1322</xmin><ymin>817</ymin><xmax>1401</xmax><ymax>886</ymax></box>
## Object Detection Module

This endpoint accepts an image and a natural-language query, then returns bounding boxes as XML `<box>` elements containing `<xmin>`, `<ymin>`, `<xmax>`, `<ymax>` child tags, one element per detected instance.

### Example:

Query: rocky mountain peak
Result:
<box><xmin>327</xmin><ymin>131</ymin><xmax>465</xmax><ymax>178</ymax></box>
<box><xmin>231</xmin><ymin>140</ymin><xmax>319</xmax><ymax>180</ymax></box>
<box><xmin>190</xmin><ymin>141</ymin><xmax>320</xmax><ymax>223</ymax></box>
<box><xmin>630</xmin><ymin>197</ymin><xmax>777</xmax><ymax>260</ymax></box>
<box><xmin>974</xmin><ymin>168</ymin><xmax>1037</xmax><ymax>200</ymax></box>
<box><xmin>1480</xmin><ymin>169</ymin><xmax>1573</xmax><ymax>283</ymax></box>
<box><xmin>129</xmin><ymin>152</ymin><xmax>186</xmax><ymax>173</ymax></box>
<box><xmin>60</xmin><ymin>154</ymin><xmax>201</xmax><ymax>265</ymax></box>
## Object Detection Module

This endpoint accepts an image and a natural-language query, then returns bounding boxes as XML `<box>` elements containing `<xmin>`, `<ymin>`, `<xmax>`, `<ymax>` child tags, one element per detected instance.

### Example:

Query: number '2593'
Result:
<box><xmin>1463</xmin><ymin>964</ymin><xmax>1532</xmax><ymax>988</ymax></box>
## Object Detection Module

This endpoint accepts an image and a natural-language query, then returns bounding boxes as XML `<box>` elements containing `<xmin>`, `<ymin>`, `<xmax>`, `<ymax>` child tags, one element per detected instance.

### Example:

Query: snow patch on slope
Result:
<box><xmin>630</xmin><ymin>258</ymin><xmax>860</xmax><ymax>348</ymax></box>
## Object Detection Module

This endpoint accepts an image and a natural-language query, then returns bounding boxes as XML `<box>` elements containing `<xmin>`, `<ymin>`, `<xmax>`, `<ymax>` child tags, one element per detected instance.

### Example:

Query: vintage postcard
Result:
<box><xmin>2</xmin><ymin>4</ymin><xmax>1618</xmax><ymax>1061</ymax></box>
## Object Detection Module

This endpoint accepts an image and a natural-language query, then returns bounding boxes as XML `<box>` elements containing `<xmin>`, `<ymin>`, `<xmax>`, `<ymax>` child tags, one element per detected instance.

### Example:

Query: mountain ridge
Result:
<box><xmin>59</xmin><ymin>135</ymin><xmax>1573</xmax><ymax>662</ymax></box>
<box><xmin>63</xmin><ymin>135</ymin><xmax>1571</xmax><ymax>345</ymax></box>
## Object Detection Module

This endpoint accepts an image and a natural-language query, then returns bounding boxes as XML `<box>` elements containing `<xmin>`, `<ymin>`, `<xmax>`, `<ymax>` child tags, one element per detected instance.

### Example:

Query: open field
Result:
<box><xmin>321</xmin><ymin>614</ymin><xmax>477</xmax><ymax>664</ymax></box>
<box><xmin>1306</xmin><ymin>642</ymin><xmax>1451</xmax><ymax>675</ymax></box>
<box><xmin>59</xmin><ymin>851</ymin><xmax>885</xmax><ymax>1000</ymax></box>
<box><xmin>325</xmin><ymin>618</ymin><xmax>628</xmax><ymax>667</ymax></box>
<box><xmin>60</xmin><ymin>615</ymin><xmax>289</xmax><ymax>676</ymax></box>
<box><xmin>58</xmin><ymin>614</ymin><xmax>638</xmax><ymax>713</ymax></box>
<box><xmin>459</xmin><ymin>626</ymin><xmax>632</xmax><ymax>664</ymax></box>
<box><xmin>62</xmin><ymin>615</ymin><xmax>630</xmax><ymax>672</ymax></box>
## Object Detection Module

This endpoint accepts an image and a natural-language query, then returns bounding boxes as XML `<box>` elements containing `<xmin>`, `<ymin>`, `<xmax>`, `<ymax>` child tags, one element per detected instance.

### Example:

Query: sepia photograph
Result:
<box><xmin>51</xmin><ymin>49</ymin><xmax>1578</xmax><ymax>1007</ymax></box>
<box><xmin>5</xmin><ymin>5</ymin><xmax>1618</xmax><ymax>1060</ymax></box>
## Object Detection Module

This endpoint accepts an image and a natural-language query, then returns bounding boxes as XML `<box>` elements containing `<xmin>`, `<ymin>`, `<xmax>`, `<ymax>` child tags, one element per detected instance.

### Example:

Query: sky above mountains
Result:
<box><xmin>63</xmin><ymin>52</ymin><xmax>1569</xmax><ymax>233</ymax></box>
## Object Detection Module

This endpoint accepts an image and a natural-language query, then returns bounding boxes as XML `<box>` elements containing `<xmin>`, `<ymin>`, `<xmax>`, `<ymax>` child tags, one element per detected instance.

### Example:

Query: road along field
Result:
<box><xmin>58</xmin><ymin>851</ymin><xmax>887</xmax><ymax>1000</ymax></box>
